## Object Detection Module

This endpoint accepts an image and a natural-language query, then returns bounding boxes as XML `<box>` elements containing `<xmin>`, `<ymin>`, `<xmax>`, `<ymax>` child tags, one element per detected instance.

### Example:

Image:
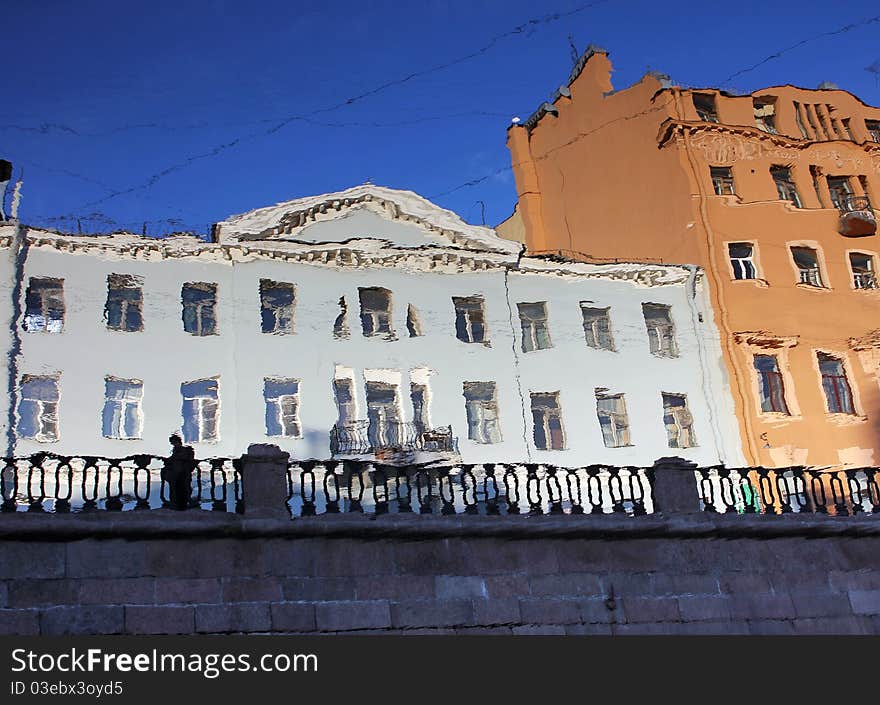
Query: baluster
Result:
<box><xmin>438</xmin><ymin>467</ymin><xmax>456</xmax><ymax>515</ymax></box>
<box><xmin>525</xmin><ymin>464</ymin><xmax>543</xmax><ymax>515</ymax></box>
<box><xmin>565</xmin><ymin>468</ymin><xmax>584</xmax><ymax>515</ymax></box>
<box><xmin>104</xmin><ymin>459</ymin><xmax>123</xmax><ymax>511</ymax></box>
<box><xmin>346</xmin><ymin>461</ymin><xmax>364</xmax><ymax>514</ymax></box>
<box><xmin>232</xmin><ymin>458</ymin><xmax>244</xmax><ymax>514</ymax></box>
<box><xmin>324</xmin><ymin>463</ymin><xmax>341</xmax><ymax>514</ymax></box>
<box><xmin>1</xmin><ymin>459</ymin><xmax>18</xmax><ymax>512</ymax></box>
<box><xmin>395</xmin><ymin>468</ymin><xmax>413</xmax><ymax>513</ymax></box>
<box><xmin>371</xmin><ymin>464</ymin><xmax>388</xmax><ymax>516</ymax></box>
<box><xmin>629</xmin><ymin>468</ymin><xmax>648</xmax><ymax>516</ymax></box>
<box><xmin>846</xmin><ymin>470</ymin><xmax>863</xmax><ymax>516</ymax></box>
<box><xmin>585</xmin><ymin>468</ymin><xmax>604</xmax><ymax>515</ymax></box>
<box><xmin>502</xmin><ymin>465</ymin><xmax>520</xmax><ymax>515</ymax></box>
<box><xmin>26</xmin><ymin>454</ymin><xmax>47</xmax><ymax>513</ymax></box>
<box><xmin>299</xmin><ymin>461</ymin><xmax>317</xmax><ymax>517</ymax></box>
<box><xmin>210</xmin><ymin>459</ymin><xmax>228</xmax><ymax>512</ymax></box>
<box><xmin>808</xmin><ymin>470</ymin><xmax>828</xmax><ymax>514</ymax></box>
<box><xmin>131</xmin><ymin>455</ymin><xmax>151</xmax><ymax>510</ymax></box>
<box><xmin>607</xmin><ymin>467</ymin><xmax>625</xmax><ymax>514</ymax></box>
<box><xmin>756</xmin><ymin>467</ymin><xmax>775</xmax><ymax>515</ymax></box>
<box><xmin>697</xmin><ymin>469</ymin><xmax>716</xmax><ymax>513</ymax></box>
<box><xmin>483</xmin><ymin>464</ymin><xmax>500</xmax><ymax>515</ymax></box>
<box><xmin>415</xmin><ymin>467</ymin><xmax>433</xmax><ymax>514</ymax></box>
<box><xmin>865</xmin><ymin>469</ymin><xmax>880</xmax><ymax>514</ymax></box>
<box><xmin>545</xmin><ymin>466</ymin><xmax>563</xmax><ymax>515</ymax></box>
<box><xmin>460</xmin><ymin>465</ymin><xmax>479</xmax><ymax>515</ymax></box>
<box><xmin>829</xmin><ymin>470</ymin><xmax>848</xmax><ymax>516</ymax></box>
<box><xmin>81</xmin><ymin>456</ymin><xmax>99</xmax><ymax>512</ymax></box>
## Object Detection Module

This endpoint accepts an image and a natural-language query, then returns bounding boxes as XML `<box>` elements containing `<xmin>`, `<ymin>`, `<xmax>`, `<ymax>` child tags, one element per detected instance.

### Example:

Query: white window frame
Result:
<box><xmin>728</xmin><ymin>243</ymin><xmax>757</xmax><ymax>280</ymax></box>
<box><xmin>181</xmin><ymin>379</ymin><xmax>219</xmax><ymax>443</ymax></box>
<box><xmin>17</xmin><ymin>375</ymin><xmax>60</xmax><ymax>442</ymax></box>
<box><xmin>102</xmin><ymin>378</ymin><xmax>144</xmax><ymax>440</ymax></box>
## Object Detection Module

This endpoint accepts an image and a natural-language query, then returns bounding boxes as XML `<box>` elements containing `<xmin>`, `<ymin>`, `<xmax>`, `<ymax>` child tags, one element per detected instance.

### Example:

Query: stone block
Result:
<box><xmin>529</xmin><ymin>573</ymin><xmax>602</xmax><ymax>598</ymax></box>
<box><xmin>1</xmin><ymin>543</ymin><xmax>65</xmax><ymax>579</ymax></box>
<box><xmin>125</xmin><ymin>606</ymin><xmax>194</xmax><ymax>634</ymax></box>
<box><xmin>578</xmin><ymin>598</ymin><xmax>617</xmax><ymax>624</ymax></box>
<box><xmin>154</xmin><ymin>578</ymin><xmax>222</xmax><ymax>604</ymax></box>
<box><xmin>355</xmin><ymin>575</ymin><xmax>433</xmax><ymax>600</ymax></box>
<box><xmin>483</xmin><ymin>575</ymin><xmax>530</xmax><ymax>599</ymax></box>
<box><xmin>621</xmin><ymin>597</ymin><xmax>680</xmax><ymax>623</ymax></box>
<box><xmin>316</xmin><ymin>601</ymin><xmax>391</xmax><ymax>632</ymax></box>
<box><xmin>472</xmin><ymin>598</ymin><xmax>520</xmax><ymax>626</ymax></box>
<box><xmin>315</xmin><ymin>540</ymin><xmax>395</xmax><ymax>577</ymax></box>
<box><xmin>262</xmin><ymin>539</ymin><xmax>319</xmax><ymax>577</ymax></box>
<box><xmin>829</xmin><ymin>570</ymin><xmax>880</xmax><ymax>592</ymax></box>
<box><xmin>553</xmin><ymin>541</ymin><xmax>612</xmax><ymax>573</ymax></box>
<box><xmin>747</xmin><ymin>619</ymin><xmax>796</xmax><ymax>635</ymax></box>
<box><xmin>270</xmin><ymin>602</ymin><xmax>317</xmax><ymax>632</ymax></box>
<box><xmin>718</xmin><ymin>573</ymin><xmax>772</xmax><ymax>595</ymax></box>
<box><xmin>435</xmin><ymin>576</ymin><xmax>487</xmax><ymax>600</ymax></box>
<box><xmin>677</xmin><ymin>596</ymin><xmax>732</xmax><ymax>622</ymax></box>
<box><xmin>146</xmin><ymin>539</ymin><xmax>264</xmax><ymax>579</ymax></box>
<box><xmin>40</xmin><ymin>606</ymin><xmax>124</xmax><ymax>635</ymax></box>
<box><xmin>793</xmin><ymin>617</ymin><xmax>872</xmax><ymax>635</ymax></box>
<box><xmin>729</xmin><ymin>594</ymin><xmax>795</xmax><ymax>620</ymax></box>
<box><xmin>849</xmin><ymin>589</ymin><xmax>880</xmax><ymax>616</ymax></box>
<box><xmin>0</xmin><ymin>609</ymin><xmax>39</xmax><ymax>635</ymax></box>
<box><xmin>8</xmin><ymin>579</ymin><xmax>79</xmax><ymax>607</ymax></box>
<box><xmin>393</xmin><ymin>540</ymin><xmax>470</xmax><ymax>576</ymax></box>
<box><xmin>390</xmin><ymin>599</ymin><xmax>473</xmax><ymax>629</ymax></box>
<box><xmin>67</xmin><ymin>540</ymin><xmax>146</xmax><ymax>578</ymax></box>
<box><xmin>283</xmin><ymin>577</ymin><xmax>357</xmax><ymax>601</ymax></box>
<box><xmin>649</xmin><ymin>573</ymin><xmax>719</xmax><ymax>596</ymax></box>
<box><xmin>195</xmin><ymin>603</ymin><xmax>271</xmax><ymax>633</ymax></box>
<box><xmin>790</xmin><ymin>592</ymin><xmax>851</xmax><ymax>619</ymax></box>
<box><xmin>518</xmin><ymin>598</ymin><xmax>581</xmax><ymax>625</ymax></box>
<box><xmin>221</xmin><ymin>577</ymin><xmax>282</xmax><ymax>603</ymax></box>
<box><xmin>78</xmin><ymin>578</ymin><xmax>155</xmax><ymax>605</ymax></box>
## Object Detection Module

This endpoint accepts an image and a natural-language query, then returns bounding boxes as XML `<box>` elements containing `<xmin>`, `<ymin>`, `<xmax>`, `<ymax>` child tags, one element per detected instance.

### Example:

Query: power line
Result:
<box><xmin>720</xmin><ymin>14</ymin><xmax>880</xmax><ymax>86</ymax></box>
<box><xmin>38</xmin><ymin>0</ymin><xmax>613</xmax><ymax>218</ymax></box>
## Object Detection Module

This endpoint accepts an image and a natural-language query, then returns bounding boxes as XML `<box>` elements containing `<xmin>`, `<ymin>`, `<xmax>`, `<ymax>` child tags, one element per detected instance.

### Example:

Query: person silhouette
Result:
<box><xmin>165</xmin><ymin>434</ymin><xmax>196</xmax><ymax>510</ymax></box>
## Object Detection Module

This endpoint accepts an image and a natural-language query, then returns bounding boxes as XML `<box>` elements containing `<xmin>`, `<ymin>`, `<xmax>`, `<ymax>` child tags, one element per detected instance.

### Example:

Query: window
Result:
<box><xmin>264</xmin><ymin>378</ymin><xmax>300</xmax><ymax>437</ymax></box>
<box><xmin>181</xmin><ymin>378</ymin><xmax>219</xmax><ymax>443</ymax></box>
<box><xmin>642</xmin><ymin>303</ymin><xmax>678</xmax><ymax>358</ymax></box>
<box><xmin>753</xmin><ymin>98</ymin><xmax>777</xmax><ymax>134</ymax></box>
<box><xmin>182</xmin><ymin>283</ymin><xmax>217</xmax><ymax>336</ymax></box>
<box><xmin>531</xmin><ymin>392</ymin><xmax>564</xmax><ymax>450</ymax></box>
<box><xmin>858</xmin><ymin>176</ymin><xmax>874</xmax><ymax>208</ymax></box>
<box><xmin>102</xmin><ymin>378</ymin><xmax>143</xmax><ymax>440</ymax></box>
<box><xmin>365</xmin><ymin>381</ymin><xmax>400</xmax><ymax>448</ymax></box>
<box><xmin>453</xmin><ymin>296</ymin><xmax>487</xmax><ymax>344</ymax></box>
<box><xmin>850</xmin><ymin>253</ymin><xmax>876</xmax><ymax>290</ymax></box>
<box><xmin>260</xmin><ymin>280</ymin><xmax>295</xmax><ymax>334</ymax></box>
<box><xmin>866</xmin><ymin>119</ymin><xmax>880</xmax><ymax>143</ymax></box>
<box><xmin>596</xmin><ymin>393</ymin><xmax>630</xmax><ymax>448</ymax></box>
<box><xmin>358</xmin><ymin>287</ymin><xmax>394</xmax><ymax>338</ymax></box>
<box><xmin>333</xmin><ymin>378</ymin><xmax>356</xmax><ymax>424</ymax></box>
<box><xmin>692</xmin><ymin>93</ymin><xmax>718</xmax><ymax>122</ymax></box>
<box><xmin>710</xmin><ymin>166</ymin><xmax>735</xmax><ymax>196</ymax></box>
<box><xmin>17</xmin><ymin>375</ymin><xmax>59</xmax><ymax>442</ymax></box>
<box><xmin>580</xmin><ymin>305</ymin><xmax>614</xmax><ymax>350</ymax></box>
<box><xmin>662</xmin><ymin>393</ymin><xmax>697</xmax><ymax>448</ymax></box>
<box><xmin>771</xmin><ymin>166</ymin><xmax>802</xmax><ymax>207</ymax></box>
<box><xmin>753</xmin><ymin>355</ymin><xmax>789</xmax><ymax>414</ymax></box>
<box><xmin>410</xmin><ymin>383</ymin><xmax>429</xmax><ymax>432</ymax></box>
<box><xmin>840</xmin><ymin>118</ymin><xmax>854</xmax><ymax>141</ymax></box>
<box><xmin>105</xmin><ymin>274</ymin><xmax>143</xmax><ymax>332</ymax></box>
<box><xmin>518</xmin><ymin>302</ymin><xmax>551</xmax><ymax>352</ymax></box>
<box><xmin>463</xmin><ymin>382</ymin><xmax>501</xmax><ymax>444</ymax></box>
<box><xmin>826</xmin><ymin>176</ymin><xmax>853</xmax><ymax>210</ymax></box>
<box><xmin>24</xmin><ymin>278</ymin><xmax>64</xmax><ymax>333</ymax></box>
<box><xmin>817</xmin><ymin>353</ymin><xmax>856</xmax><ymax>415</ymax></box>
<box><xmin>790</xmin><ymin>247</ymin><xmax>824</xmax><ymax>287</ymax></box>
<box><xmin>793</xmin><ymin>102</ymin><xmax>809</xmax><ymax>138</ymax></box>
<box><xmin>728</xmin><ymin>243</ymin><xmax>757</xmax><ymax>280</ymax></box>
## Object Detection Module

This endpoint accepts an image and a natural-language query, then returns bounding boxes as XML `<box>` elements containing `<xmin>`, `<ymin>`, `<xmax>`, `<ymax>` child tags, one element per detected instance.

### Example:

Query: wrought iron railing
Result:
<box><xmin>286</xmin><ymin>461</ymin><xmax>653</xmax><ymax>517</ymax></box>
<box><xmin>329</xmin><ymin>422</ymin><xmax>457</xmax><ymax>456</ymax></box>
<box><xmin>0</xmin><ymin>453</ymin><xmax>242</xmax><ymax>513</ymax></box>
<box><xmin>836</xmin><ymin>194</ymin><xmax>873</xmax><ymax>213</ymax></box>
<box><xmin>696</xmin><ymin>466</ymin><xmax>880</xmax><ymax>515</ymax></box>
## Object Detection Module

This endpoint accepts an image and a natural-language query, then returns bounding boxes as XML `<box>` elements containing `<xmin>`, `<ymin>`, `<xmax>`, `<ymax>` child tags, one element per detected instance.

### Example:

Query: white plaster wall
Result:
<box><xmin>0</xmin><ymin>215</ymin><xmax>745</xmax><ymax>468</ymax></box>
<box><xmin>506</xmin><ymin>270</ymin><xmax>745</xmax><ymax>467</ymax></box>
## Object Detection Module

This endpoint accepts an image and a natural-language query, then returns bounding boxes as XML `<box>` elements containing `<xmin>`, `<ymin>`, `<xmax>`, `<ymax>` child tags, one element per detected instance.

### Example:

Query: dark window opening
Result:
<box><xmin>771</xmin><ymin>166</ymin><xmax>802</xmax><ymax>207</ymax></box>
<box><xmin>818</xmin><ymin>353</ymin><xmax>855</xmax><ymax>415</ymax></box>
<box><xmin>790</xmin><ymin>247</ymin><xmax>824</xmax><ymax>287</ymax></box>
<box><xmin>867</xmin><ymin>120</ymin><xmax>880</xmax><ymax>143</ymax></box>
<box><xmin>359</xmin><ymin>287</ymin><xmax>394</xmax><ymax>338</ymax></box>
<box><xmin>753</xmin><ymin>98</ymin><xmax>777</xmax><ymax>134</ymax></box>
<box><xmin>662</xmin><ymin>393</ymin><xmax>697</xmax><ymax>448</ymax></box>
<box><xmin>580</xmin><ymin>305</ymin><xmax>614</xmax><ymax>350</ymax></box>
<box><xmin>105</xmin><ymin>274</ymin><xmax>143</xmax><ymax>332</ymax></box>
<box><xmin>642</xmin><ymin>303</ymin><xmax>678</xmax><ymax>358</ymax></box>
<box><xmin>711</xmin><ymin>166</ymin><xmax>735</xmax><ymax>196</ymax></box>
<box><xmin>182</xmin><ymin>283</ymin><xmax>217</xmax><ymax>336</ymax></box>
<box><xmin>453</xmin><ymin>296</ymin><xmax>487</xmax><ymax>344</ymax></box>
<box><xmin>754</xmin><ymin>355</ymin><xmax>790</xmax><ymax>415</ymax></box>
<box><xmin>260</xmin><ymin>280</ymin><xmax>295</xmax><ymax>334</ymax></box>
<box><xmin>531</xmin><ymin>392</ymin><xmax>564</xmax><ymax>451</ymax></box>
<box><xmin>849</xmin><ymin>253</ymin><xmax>876</xmax><ymax>290</ymax></box>
<box><xmin>24</xmin><ymin>278</ymin><xmax>64</xmax><ymax>333</ymax></box>
<box><xmin>693</xmin><ymin>93</ymin><xmax>718</xmax><ymax>123</ymax></box>
<box><xmin>728</xmin><ymin>243</ymin><xmax>756</xmax><ymax>280</ymax></box>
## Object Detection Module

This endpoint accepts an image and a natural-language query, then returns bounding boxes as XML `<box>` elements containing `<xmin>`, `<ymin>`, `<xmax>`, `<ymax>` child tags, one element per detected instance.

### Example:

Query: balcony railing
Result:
<box><xmin>696</xmin><ymin>466</ymin><xmax>880</xmax><ymax>516</ymax></box>
<box><xmin>0</xmin><ymin>453</ymin><xmax>241</xmax><ymax>513</ymax></box>
<box><xmin>853</xmin><ymin>271</ymin><xmax>877</xmax><ymax>290</ymax></box>
<box><xmin>835</xmin><ymin>194</ymin><xmax>873</xmax><ymax>214</ymax></box>
<box><xmin>329</xmin><ymin>421</ymin><xmax>457</xmax><ymax>457</ymax></box>
<box><xmin>286</xmin><ymin>461</ymin><xmax>652</xmax><ymax>517</ymax></box>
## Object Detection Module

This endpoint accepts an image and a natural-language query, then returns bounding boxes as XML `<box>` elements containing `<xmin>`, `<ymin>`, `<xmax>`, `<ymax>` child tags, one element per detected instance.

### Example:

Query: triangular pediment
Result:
<box><xmin>214</xmin><ymin>184</ymin><xmax>522</xmax><ymax>258</ymax></box>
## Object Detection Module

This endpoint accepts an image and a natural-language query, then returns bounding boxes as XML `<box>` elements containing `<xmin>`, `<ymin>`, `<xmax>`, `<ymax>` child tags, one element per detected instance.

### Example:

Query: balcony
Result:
<box><xmin>836</xmin><ymin>195</ymin><xmax>876</xmax><ymax>237</ymax></box>
<box><xmin>330</xmin><ymin>421</ymin><xmax>458</xmax><ymax>462</ymax></box>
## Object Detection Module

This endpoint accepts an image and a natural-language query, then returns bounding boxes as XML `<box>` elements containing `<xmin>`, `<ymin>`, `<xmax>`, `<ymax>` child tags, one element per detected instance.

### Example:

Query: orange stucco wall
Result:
<box><xmin>506</xmin><ymin>51</ymin><xmax>880</xmax><ymax>467</ymax></box>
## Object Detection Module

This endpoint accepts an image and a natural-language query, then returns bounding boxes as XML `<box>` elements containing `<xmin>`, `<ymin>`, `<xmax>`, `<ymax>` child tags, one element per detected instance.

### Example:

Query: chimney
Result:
<box><xmin>0</xmin><ymin>160</ymin><xmax>11</xmax><ymax>221</ymax></box>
